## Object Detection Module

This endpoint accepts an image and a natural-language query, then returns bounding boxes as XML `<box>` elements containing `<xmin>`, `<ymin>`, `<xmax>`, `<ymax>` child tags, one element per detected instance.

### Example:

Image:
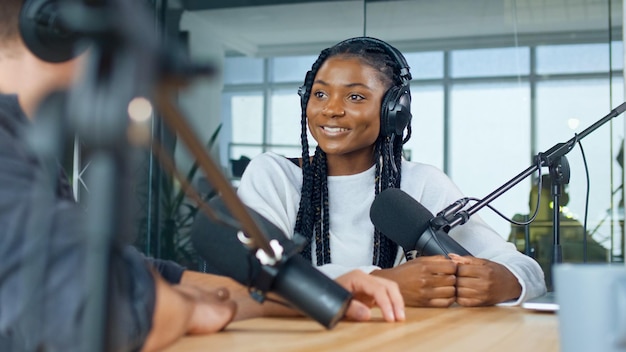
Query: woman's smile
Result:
<box><xmin>320</xmin><ymin>125</ymin><xmax>351</xmax><ymax>136</ymax></box>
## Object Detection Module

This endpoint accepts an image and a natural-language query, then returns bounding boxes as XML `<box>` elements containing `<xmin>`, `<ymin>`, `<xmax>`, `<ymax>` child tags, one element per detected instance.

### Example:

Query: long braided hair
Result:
<box><xmin>295</xmin><ymin>37</ymin><xmax>411</xmax><ymax>269</ymax></box>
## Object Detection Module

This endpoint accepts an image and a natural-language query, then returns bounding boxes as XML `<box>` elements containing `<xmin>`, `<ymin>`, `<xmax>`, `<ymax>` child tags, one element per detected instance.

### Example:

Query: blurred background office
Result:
<box><xmin>95</xmin><ymin>0</ymin><xmax>625</xmax><ymax>285</ymax></box>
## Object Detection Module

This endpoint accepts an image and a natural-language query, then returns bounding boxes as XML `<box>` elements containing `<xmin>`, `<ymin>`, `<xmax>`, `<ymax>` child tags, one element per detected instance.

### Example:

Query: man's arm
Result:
<box><xmin>180</xmin><ymin>270</ymin><xmax>298</xmax><ymax>321</ymax></box>
<box><xmin>0</xmin><ymin>130</ymin><xmax>235</xmax><ymax>351</ymax></box>
<box><xmin>180</xmin><ymin>269</ymin><xmax>405</xmax><ymax>322</ymax></box>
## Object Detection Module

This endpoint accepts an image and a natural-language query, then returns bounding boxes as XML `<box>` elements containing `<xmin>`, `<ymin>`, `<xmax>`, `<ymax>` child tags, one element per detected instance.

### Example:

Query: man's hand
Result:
<box><xmin>141</xmin><ymin>273</ymin><xmax>236</xmax><ymax>352</ymax></box>
<box><xmin>335</xmin><ymin>270</ymin><xmax>405</xmax><ymax>322</ymax></box>
<box><xmin>448</xmin><ymin>254</ymin><xmax>521</xmax><ymax>306</ymax></box>
<box><xmin>172</xmin><ymin>284</ymin><xmax>238</xmax><ymax>335</ymax></box>
<box><xmin>370</xmin><ymin>255</ymin><xmax>457</xmax><ymax>307</ymax></box>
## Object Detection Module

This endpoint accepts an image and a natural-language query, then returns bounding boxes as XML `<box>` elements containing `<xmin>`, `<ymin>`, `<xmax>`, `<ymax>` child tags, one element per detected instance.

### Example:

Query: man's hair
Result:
<box><xmin>0</xmin><ymin>0</ymin><xmax>23</xmax><ymax>44</ymax></box>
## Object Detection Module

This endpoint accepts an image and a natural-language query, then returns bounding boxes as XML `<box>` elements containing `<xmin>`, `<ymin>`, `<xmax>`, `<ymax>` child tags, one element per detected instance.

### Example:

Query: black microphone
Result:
<box><xmin>191</xmin><ymin>196</ymin><xmax>352</xmax><ymax>329</ymax></box>
<box><xmin>369</xmin><ymin>188</ymin><xmax>472</xmax><ymax>259</ymax></box>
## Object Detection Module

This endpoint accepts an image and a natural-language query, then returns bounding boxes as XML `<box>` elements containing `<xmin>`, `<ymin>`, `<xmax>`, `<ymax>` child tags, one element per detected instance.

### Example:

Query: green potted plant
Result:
<box><xmin>136</xmin><ymin>124</ymin><xmax>222</xmax><ymax>269</ymax></box>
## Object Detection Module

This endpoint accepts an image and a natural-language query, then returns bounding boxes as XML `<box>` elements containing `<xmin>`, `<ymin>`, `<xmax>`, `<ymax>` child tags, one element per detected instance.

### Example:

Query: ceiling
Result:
<box><xmin>178</xmin><ymin>0</ymin><xmax>623</xmax><ymax>57</ymax></box>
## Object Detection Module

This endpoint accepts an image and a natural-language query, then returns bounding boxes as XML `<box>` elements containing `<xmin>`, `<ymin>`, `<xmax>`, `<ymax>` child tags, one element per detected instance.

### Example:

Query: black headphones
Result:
<box><xmin>19</xmin><ymin>0</ymin><xmax>86</xmax><ymax>63</ymax></box>
<box><xmin>299</xmin><ymin>36</ymin><xmax>412</xmax><ymax>139</ymax></box>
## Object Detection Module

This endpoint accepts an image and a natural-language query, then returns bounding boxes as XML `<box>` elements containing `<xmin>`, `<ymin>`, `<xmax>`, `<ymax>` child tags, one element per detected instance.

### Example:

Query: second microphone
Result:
<box><xmin>369</xmin><ymin>188</ymin><xmax>472</xmax><ymax>259</ymax></box>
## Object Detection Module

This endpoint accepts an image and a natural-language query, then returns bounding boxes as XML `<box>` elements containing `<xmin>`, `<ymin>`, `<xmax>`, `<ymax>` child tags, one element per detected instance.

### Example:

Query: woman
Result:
<box><xmin>237</xmin><ymin>37</ymin><xmax>546</xmax><ymax>307</ymax></box>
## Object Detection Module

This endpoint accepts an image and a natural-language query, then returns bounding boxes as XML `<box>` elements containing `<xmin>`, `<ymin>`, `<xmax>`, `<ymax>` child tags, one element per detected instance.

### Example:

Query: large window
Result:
<box><xmin>221</xmin><ymin>40</ymin><xmax>624</xmax><ymax>258</ymax></box>
<box><xmin>536</xmin><ymin>79</ymin><xmax>624</xmax><ymax>253</ymax></box>
<box><xmin>449</xmin><ymin>81</ymin><xmax>531</xmax><ymax>235</ymax></box>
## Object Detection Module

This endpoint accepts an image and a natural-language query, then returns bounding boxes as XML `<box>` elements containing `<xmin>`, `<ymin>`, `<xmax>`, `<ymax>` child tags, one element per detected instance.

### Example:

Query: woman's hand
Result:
<box><xmin>370</xmin><ymin>255</ymin><xmax>457</xmax><ymax>307</ymax></box>
<box><xmin>335</xmin><ymin>270</ymin><xmax>405</xmax><ymax>322</ymax></box>
<box><xmin>449</xmin><ymin>254</ymin><xmax>521</xmax><ymax>306</ymax></box>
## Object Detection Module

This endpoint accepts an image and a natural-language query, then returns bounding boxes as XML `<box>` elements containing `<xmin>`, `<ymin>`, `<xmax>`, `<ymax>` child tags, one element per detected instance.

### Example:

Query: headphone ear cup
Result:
<box><xmin>379</xmin><ymin>87</ymin><xmax>396</xmax><ymax>137</ymax></box>
<box><xmin>380</xmin><ymin>85</ymin><xmax>412</xmax><ymax>137</ymax></box>
<box><xmin>19</xmin><ymin>0</ymin><xmax>85</xmax><ymax>63</ymax></box>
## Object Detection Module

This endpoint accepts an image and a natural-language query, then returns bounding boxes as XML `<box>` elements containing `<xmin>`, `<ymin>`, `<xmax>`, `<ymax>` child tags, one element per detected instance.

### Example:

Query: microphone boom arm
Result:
<box><xmin>154</xmin><ymin>84</ymin><xmax>280</xmax><ymax>262</ymax></box>
<box><xmin>441</xmin><ymin>102</ymin><xmax>626</xmax><ymax>255</ymax></box>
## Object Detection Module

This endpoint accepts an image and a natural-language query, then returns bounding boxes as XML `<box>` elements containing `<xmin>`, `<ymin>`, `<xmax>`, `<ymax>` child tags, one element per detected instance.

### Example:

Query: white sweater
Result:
<box><xmin>237</xmin><ymin>152</ymin><xmax>546</xmax><ymax>304</ymax></box>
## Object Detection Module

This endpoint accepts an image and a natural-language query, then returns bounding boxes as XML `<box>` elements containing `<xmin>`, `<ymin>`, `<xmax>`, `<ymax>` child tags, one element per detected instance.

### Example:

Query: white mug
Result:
<box><xmin>553</xmin><ymin>263</ymin><xmax>626</xmax><ymax>352</ymax></box>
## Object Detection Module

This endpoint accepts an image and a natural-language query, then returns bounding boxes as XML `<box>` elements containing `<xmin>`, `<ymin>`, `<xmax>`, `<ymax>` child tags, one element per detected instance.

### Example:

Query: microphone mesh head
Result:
<box><xmin>369</xmin><ymin>188</ymin><xmax>434</xmax><ymax>251</ymax></box>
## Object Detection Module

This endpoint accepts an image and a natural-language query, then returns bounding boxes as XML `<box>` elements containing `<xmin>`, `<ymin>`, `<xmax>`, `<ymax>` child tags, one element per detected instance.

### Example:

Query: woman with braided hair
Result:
<box><xmin>237</xmin><ymin>37</ymin><xmax>546</xmax><ymax>307</ymax></box>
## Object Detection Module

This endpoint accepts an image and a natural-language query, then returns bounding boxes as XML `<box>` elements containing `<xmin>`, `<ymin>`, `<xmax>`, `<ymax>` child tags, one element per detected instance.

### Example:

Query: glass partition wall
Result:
<box><xmin>169</xmin><ymin>0</ymin><xmax>625</xmax><ymax>275</ymax></box>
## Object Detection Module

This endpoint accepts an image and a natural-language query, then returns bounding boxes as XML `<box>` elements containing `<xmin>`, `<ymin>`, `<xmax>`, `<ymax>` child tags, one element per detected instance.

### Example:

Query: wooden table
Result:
<box><xmin>163</xmin><ymin>306</ymin><xmax>558</xmax><ymax>351</ymax></box>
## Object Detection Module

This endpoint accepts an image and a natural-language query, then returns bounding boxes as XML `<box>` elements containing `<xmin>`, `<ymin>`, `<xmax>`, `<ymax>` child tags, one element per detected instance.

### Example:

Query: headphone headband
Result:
<box><xmin>334</xmin><ymin>36</ymin><xmax>412</xmax><ymax>86</ymax></box>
